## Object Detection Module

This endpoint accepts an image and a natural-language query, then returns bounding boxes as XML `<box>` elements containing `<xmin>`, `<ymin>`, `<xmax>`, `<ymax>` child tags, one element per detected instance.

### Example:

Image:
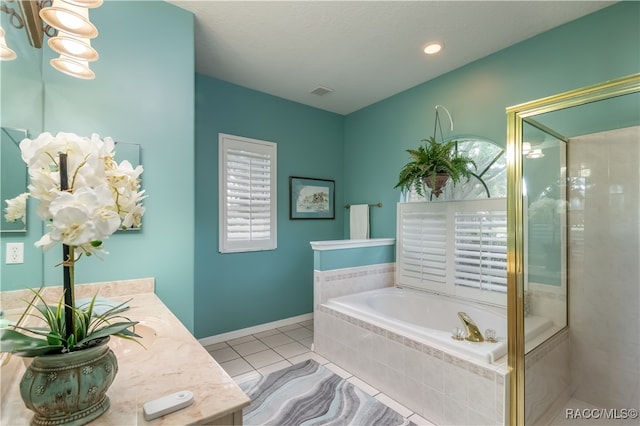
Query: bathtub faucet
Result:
<box><xmin>457</xmin><ymin>312</ymin><xmax>484</xmax><ymax>342</ymax></box>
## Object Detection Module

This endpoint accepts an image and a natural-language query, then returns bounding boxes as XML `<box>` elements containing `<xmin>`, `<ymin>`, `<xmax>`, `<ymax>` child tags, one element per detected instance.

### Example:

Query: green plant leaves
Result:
<box><xmin>395</xmin><ymin>136</ymin><xmax>477</xmax><ymax>197</ymax></box>
<box><xmin>0</xmin><ymin>329</ymin><xmax>63</xmax><ymax>357</ymax></box>
<box><xmin>0</xmin><ymin>290</ymin><xmax>140</xmax><ymax>357</ymax></box>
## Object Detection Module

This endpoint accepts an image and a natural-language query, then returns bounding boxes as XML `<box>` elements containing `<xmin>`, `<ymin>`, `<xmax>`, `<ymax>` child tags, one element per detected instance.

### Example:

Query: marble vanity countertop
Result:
<box><xmin>0</xmin><ymin>278</ymin><xmax>251</xmax><ymax>425</ymax></box>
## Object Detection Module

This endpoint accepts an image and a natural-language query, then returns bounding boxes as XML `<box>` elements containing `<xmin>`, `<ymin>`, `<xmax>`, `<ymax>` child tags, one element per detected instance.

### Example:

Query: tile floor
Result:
<box><xmin>203</xmin><ymin>319</ymin><xmax>434</xmax><ymax>426</ymax></box>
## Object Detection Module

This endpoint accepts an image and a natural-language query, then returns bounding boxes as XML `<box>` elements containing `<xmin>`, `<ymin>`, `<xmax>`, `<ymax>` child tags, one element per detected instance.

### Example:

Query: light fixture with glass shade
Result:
<box><xmin>50</xmin><ymin>54</ymin><xmax>95</xmax><ymax>79</ymax></box>
<box><xmin>48</xmin><ymin>34</ymin><xmax>98</xmax><ymax>61</ymax></box>
<box><xmin>0</xmin><ymin>26</ymin><xmax>17</xmax><ymax>61</ymax></box>
<box><xmin>39</xmin><ymin>0</ymin><xmax>98</xmax><ymax>39</ymax></box>
<box><xmin>1</xmin><ymin>0</ymin><xmax>103</xmax><ymax>78</ymax></box>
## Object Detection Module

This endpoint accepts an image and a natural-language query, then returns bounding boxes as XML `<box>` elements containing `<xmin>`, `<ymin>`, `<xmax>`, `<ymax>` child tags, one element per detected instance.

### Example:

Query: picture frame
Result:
<box><xmin>289</xmin><ymin>176</ymin><xmax>335</xmax><ymax>220</ymax></box>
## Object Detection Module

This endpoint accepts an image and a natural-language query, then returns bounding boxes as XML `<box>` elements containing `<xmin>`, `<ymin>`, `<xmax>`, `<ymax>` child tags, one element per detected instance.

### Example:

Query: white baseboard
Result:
<box><xmin>198</xmin><ymin>313</ymin><xmax>313</xmax><ymax>347</ymax></box>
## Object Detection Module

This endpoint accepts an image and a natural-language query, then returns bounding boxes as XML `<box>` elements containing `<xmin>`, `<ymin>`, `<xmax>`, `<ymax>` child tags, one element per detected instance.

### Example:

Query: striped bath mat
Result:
<box><xmin>239</xmin><ymin>359</ymin><xmax>415</xmax><ymax>426</ymax></box>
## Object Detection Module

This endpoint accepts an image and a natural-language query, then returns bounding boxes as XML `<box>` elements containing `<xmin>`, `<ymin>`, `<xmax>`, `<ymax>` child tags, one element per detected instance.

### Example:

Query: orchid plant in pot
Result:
<box><xmin>1</xmin><ymin>132</ymin><xmax>147</xmax><ymax>425</ymax></box>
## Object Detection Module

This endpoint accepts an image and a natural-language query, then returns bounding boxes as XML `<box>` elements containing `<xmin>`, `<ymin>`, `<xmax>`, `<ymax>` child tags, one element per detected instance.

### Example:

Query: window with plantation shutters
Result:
<box><xmin>219</xmin><ymin>134</ymin><xmax>277</xmax><ymax>253</ymax></box>
<box><xmin>454</xmin><ymin>209</ymin><xmax>507</xmax><ymax>300</ymax></box>
<box><xmin>397</xmin><ymin>198</ymin><xmax>508</xmax><ymax>305</ymax></box>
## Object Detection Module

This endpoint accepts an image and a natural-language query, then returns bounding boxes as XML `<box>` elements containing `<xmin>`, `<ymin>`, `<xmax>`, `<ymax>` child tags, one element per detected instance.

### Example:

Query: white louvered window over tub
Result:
<box><xmin>219</xmin><ymin>133</ymin><xmax>277</xmax><ymax>253</ymax></box>
<box><xmin>396</xmin><ymin>198</ymin><xmax>507</xmax><ymax>306</ymax></box>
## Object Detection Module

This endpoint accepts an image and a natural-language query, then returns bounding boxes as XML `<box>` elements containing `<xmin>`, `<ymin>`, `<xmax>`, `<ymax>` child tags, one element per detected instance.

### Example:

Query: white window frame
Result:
<box><xmin>396</xmin><ymin>198</ymin><xmax>508</xmax><ymax>306</ymax></box>
<box><xmin>219</xmin><ymin>133</ymin><xmax>277</xmax><ymax>253</ymax></box>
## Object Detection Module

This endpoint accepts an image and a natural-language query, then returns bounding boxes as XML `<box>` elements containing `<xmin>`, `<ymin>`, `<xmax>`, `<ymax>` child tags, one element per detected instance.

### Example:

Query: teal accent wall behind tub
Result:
<box><xmin>194</xmin><ymin>76</ymin><xmax>344</xmax><ymax>338</ymax></box>
<box><xmin>313</xmin><ymin>245</ymin><xmax>396</xmax><ymax>271</ymax></box>
<box><xmin>0</xmin><ymin>1</ymin><xmax>196</xmax><ymax>332</ymax></box>
<box><xmin>343</xmin><ymin>2</ymin><xmax>640</xmax><ymax>238</ymax></box>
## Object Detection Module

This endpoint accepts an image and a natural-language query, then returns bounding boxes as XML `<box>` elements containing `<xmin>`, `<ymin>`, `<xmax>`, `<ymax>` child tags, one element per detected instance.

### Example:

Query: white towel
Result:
<box><xmin>349</xmin><ymin>204</ymin><xmax>369</xmax><ymax>239</ymax></box>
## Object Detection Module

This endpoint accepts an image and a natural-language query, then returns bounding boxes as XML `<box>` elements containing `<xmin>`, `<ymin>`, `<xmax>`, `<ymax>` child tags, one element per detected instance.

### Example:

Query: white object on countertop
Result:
<box><xmin>143</xmin><ymin>390</ymin><xmax>194</xmax><ymax>421</ymax></box>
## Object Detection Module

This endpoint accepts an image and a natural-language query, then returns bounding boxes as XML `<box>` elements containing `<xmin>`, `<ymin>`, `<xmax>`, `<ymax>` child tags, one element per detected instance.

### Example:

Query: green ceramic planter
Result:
<box><xmin>19</xmin><ymin>339</ymin><xmax>118</xmax><ymax>426</ymax></box>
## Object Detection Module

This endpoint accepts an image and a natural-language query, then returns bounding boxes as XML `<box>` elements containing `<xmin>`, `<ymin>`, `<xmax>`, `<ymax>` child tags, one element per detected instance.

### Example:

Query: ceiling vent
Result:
<box><xmin>310</xmin><ymin>85</ymin><xmax>334</xmax><ymax>96</ymax></box>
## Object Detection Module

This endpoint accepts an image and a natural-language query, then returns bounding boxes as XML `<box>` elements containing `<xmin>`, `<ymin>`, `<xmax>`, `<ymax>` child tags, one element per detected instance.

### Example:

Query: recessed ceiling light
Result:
<box><xmin>423</xmin><ymin>42</ymin><xmax>443</xmax><ymax>55</ymax></box>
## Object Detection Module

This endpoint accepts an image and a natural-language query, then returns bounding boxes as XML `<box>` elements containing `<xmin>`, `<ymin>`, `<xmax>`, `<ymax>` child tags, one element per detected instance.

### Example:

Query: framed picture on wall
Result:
<box><xmin>289</xmin><ymin>176</ymin><xmax>335</xmax><ymax>220</ymax></box>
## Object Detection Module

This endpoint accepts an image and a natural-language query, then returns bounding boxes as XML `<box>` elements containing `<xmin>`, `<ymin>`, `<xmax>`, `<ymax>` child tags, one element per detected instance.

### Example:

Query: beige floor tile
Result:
<box><xmin>220</xmin><ymin>357</ymin><xmax>253</xmax><ymax>377</ymax></box>
<box><xmin>272</xmin><ymin>341</ymin><xmax>309</xmax><ymax>359</ymax></box>
<box><xmin>204</xmin><ymin>341</ymin><xmax>229</xmax><ymax>352</ymax></box>
<box><xmin>277</xmin><ymin>324</ymin><xmax>302</xmax><ymax>332</ymax></box>
<box><xmin>284</xmin><ymin>327</ymin><xmax>313</xmax><ymax>341</ymax></box>
<box><xmin>258</xmin><ymin>332</ymin><xmax>295</xmax><ymax>348</ymax></box>
<box><xmin>232</xmin><ymin>339</ymin><xmax>269</xmax><ymax>356</ymax></box>
<box><xmin>226</xmin><ymin>335</ymin><xmax>256</xmax><ymax>346</ymax></box>
<box><xmin>253</xmin><ymin>329</ymin><xmax>281</xmax><ymax>338</ymax></box>
<box><xmin>244</xmin><ymin>349</ymin><xmax>285</xmax><ymax>369</ymax></box>
<box><xmin>211</xmin><ymin>346</ymin><xmax>240</xmax><ymax>363</ymax></box>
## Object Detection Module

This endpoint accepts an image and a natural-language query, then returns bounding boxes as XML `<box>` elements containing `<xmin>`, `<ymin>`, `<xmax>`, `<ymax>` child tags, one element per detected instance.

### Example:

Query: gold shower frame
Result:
<box><xmin>505</xmin><ymin>73</ymin><xmax>640</xmax><ymax>425</ymax></box>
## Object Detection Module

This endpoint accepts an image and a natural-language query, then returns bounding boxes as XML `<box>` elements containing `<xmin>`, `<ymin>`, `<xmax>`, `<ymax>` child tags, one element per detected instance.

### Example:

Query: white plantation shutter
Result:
<box><xmin>219</xmin><ymin>134</ymin><xmax>277</xmax><ymax>253</ymax></box>
<box><xmin>397</xmin><ymin>198</ymin><xmax>507</xmax><ymax>305</ymax></box>
<box><xmin>397</xmin><ymin>202</ymin><xmax>451</xmax><ymax>293</ymax></box>
<box><xmin>454</xmin><ymin>210</ymin><xmax>507</xmax><ymax>292</ymax></box>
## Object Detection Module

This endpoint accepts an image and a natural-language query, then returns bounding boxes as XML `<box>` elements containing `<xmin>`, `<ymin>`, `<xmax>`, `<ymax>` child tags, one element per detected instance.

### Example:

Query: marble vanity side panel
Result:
<box><xmin>524</xmin><ymin>328</ymin><xmax>571</xmax><ymax>425</ymax></box>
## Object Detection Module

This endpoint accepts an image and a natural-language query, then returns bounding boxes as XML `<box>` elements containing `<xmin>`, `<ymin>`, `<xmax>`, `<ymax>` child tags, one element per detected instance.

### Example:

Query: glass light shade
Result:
<box><xmin>0</xmin><ymin>27</ymin><xmax>17</xmax><ymax>61</ymax></box>
<box><xmin>50</xmin><ymin>54</ymin><xmax>95</xmax><ymax>79</ymax></box>
<box><xmin>48</xmin><ymin>35</ymin><xmax>98</xmax><ymax>61</ymax></box>
<box><xmin>62</xmin><ymin>0</ymin><xmax>103</xmax><ymax>8</ymax></box>
<box><xmin>39</xmin><ymin>0</ymin><xmax>98</xmax><ymax>39</ymax></box>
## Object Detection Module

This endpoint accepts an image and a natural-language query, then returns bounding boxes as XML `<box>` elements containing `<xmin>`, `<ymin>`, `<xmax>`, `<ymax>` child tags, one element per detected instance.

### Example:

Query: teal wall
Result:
<box><xmin>344</xmin><ymin>2</ymin><xmax>640</xmax><ymax>238</ymax></box>
<box><xmin>0</xmin><ymin>2</ymin><xmax>196</xmax><ymax>332</ymax></box>
<box><xmin>313</xmin><ymin>245</ymin><xmax>396</xmax><ymax>271</ymax></box>
<box><xmin>193</xmin><ymin>76</ymin><xmax>344</xmax><ymax>337</ymax></box>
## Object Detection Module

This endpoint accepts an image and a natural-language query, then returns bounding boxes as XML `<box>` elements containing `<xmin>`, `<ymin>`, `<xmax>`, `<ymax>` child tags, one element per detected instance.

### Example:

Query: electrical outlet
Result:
<box><xmin>6</xmin><ymin>242</ymin><xmax>24</xmax><ymax>264</ymax></box>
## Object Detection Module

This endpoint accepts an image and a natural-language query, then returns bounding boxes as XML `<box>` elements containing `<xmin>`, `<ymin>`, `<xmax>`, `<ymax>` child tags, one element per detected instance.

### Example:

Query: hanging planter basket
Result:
<box><xmin>423</xmin><ymin>173</ymin><xmax>450</xmax><ymax>198</ymax></box>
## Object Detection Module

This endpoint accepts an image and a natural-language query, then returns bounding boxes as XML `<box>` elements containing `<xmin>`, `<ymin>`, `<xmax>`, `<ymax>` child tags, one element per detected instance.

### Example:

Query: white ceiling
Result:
<box><xmin>167</xmin><ymin>1</ymin><xmax>615</xmax><ymax>115</ymax></box>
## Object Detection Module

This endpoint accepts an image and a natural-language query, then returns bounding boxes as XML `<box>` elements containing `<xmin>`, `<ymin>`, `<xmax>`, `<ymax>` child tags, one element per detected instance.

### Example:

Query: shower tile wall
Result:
<box><xmin>567</xmin><ymin>126</ymin><xmax>640</xmax><ymax>410</ymax></box>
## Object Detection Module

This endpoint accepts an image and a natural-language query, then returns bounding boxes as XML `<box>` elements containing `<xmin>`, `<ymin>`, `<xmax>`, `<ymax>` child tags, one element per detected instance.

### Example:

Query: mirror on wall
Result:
<box><xmin>114</xmin><ymin>141</ymin><xmax>142</xmax><ymax>230</ymax></box>
<box><xmin>1</xmin><ymin>127</ymin><xmax>28</xmax><ymax>232</ymax></box>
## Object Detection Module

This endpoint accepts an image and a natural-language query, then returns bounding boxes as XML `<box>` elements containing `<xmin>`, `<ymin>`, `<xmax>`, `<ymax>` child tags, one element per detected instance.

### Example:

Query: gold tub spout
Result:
<box><xmin>457</xmin><ymin>312</ymin><xmax>484</xmax><ymax>342</ymax></box>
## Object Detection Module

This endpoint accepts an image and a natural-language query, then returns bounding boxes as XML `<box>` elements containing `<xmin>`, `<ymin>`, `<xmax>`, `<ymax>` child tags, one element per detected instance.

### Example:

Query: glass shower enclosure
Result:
<box><xmin>506</xmin><ymin>74</ymin><xmax>640</xmax><ymax>425</ymax></box>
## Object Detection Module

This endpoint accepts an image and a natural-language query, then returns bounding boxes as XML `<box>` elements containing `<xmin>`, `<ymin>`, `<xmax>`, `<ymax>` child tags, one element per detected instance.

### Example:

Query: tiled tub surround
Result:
<box><xmin>313</xmin><ymin>262</ymin><xmax>395</xmax><ymax>311</ymax></box>
<box><xmin>0</xmin><ymin>279</ymin><xmax>250</xmax><ymax>425</ymax></box>
<box><xmin>314</xmin><ymin>304</ymin><xmax>508</xmax><ymax>425</ymax></box>
<box><xmin>524</xmin><ymin>328</ymin><xmax>571</xmax><ymax>425</ymax></box>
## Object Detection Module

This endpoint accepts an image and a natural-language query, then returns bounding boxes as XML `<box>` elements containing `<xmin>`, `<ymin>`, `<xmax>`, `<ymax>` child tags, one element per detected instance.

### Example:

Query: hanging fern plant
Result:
<box><xmin>395</xmin><ymin>136</ymin><xmax>477</xmax><ymax>198</ymax></box>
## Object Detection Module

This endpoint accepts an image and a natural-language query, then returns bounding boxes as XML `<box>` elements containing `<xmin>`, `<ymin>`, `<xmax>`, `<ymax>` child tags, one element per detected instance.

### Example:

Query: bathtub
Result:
<box><xmin>324</xmin><ymin>286</ymin><xmax>552</xmax><ymax>363</ymax></box>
